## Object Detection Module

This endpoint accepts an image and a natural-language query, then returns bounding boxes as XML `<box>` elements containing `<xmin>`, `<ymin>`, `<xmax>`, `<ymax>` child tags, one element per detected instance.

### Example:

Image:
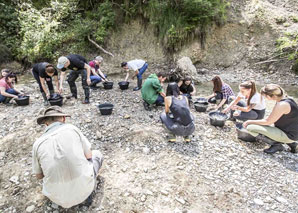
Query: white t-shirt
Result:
<box><xmin>32</xmin><ymin>122</ymin><xmax>95</xmax><ymax>208</ymax></box>
<box><xmin>239</xmin><ymin>92</ymin><xmax>266</xmax><ymax>110</ymax></box>
<box><xmin>127</xmin><ymin>59</ymin><xmax>146</xmax><ymax>71</ymax></box>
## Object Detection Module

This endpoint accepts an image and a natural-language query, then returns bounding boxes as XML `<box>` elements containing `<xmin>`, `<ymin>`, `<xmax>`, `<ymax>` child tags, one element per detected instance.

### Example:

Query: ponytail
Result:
<box><xmin>260</xmin><ymin>84</ymin><xmax>286</xmax><ymax>98</ymax></box>
<box><xmin>240</xmin><ymin>80</ymin><xmax>256</xmax><ymax>105</ymax></box>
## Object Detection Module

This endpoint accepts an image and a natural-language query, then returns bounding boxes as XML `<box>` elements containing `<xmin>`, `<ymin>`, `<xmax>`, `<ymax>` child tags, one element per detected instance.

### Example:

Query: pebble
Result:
<box><xmin>25</xmin><ymin>205</ymin><xmax>35</xmax><ymax>212</ymax></box>
<box><xmin>9</xmin><ymin>176</ymin><xmax>19</xmax><ymax>184</ymax></box>
<box><xmin>175</xmin><ymin>197</ymin><xmax>186</xmax><ymax>205</ymax></box>
<box><xmin>276</xmin><ymin>196</ymin><xmax>287</xmax><ymax>204</ymax></box>
<box><xmin>141</xmin><ymin>195</ymin><xmax>147</xmax><ymax>202</ymax></box>
<box><xmin>254</xmin><ymin>198</ymin><xmax>264</xmax><ymax>206</ymax></box>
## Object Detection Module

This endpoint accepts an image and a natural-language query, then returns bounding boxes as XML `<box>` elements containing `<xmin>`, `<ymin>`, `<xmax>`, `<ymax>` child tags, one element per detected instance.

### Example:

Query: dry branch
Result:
<box><xmin>88</xmin><ymin>35</ymin><xmax>114</xmax><ymax>57</ymax></box>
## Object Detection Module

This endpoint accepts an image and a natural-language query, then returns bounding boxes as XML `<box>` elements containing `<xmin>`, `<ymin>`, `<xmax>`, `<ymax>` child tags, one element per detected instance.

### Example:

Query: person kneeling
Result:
<box><xmin>243</xmin><ymin>84</ymin><xmax>297</xmax><ymax>154</ymax></box>
<box><xmin>32</xmin><ymin>106</ymin><xmax>103</xmax><ymax>208</ymax></box>
<box><xmin>160</xmin><ymin>83</ymin><xmax>195</xmax><ymax>142</ymax></box>
<box><xmin>141</xmin><ymin>72</ymin><xmax>167</xmax><ymax>111</ymax></box>
<box><xmin>0</xmin><ymin>72</ymin><xmax>23</xmax><ymax>104</ymax></box>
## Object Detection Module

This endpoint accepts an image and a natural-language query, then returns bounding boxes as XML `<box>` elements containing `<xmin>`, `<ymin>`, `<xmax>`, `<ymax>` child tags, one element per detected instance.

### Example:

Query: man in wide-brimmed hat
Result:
<box><xmin>33</xmin><ymin>106</ymin><xmax>103</xmax><ymax>208</ymax></box>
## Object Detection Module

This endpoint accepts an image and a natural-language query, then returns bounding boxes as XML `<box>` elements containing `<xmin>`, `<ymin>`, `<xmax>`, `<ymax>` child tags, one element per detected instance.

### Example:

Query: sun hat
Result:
<box><xmin>37</xmin><ymin>106</ymin><xmax>70</xmax><ymax>125</ymax></box>
<box><xmin>57</xmin><ymin>56</ymin><xmax>68</xmax><ymax>69</ymax></box>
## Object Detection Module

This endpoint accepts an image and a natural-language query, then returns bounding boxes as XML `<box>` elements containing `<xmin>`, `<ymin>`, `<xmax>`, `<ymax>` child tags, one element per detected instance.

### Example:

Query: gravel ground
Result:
<box><xmin>0</xmin><ymin>76</ymin><xmax>297</xmax><ymax>213</ymax></box>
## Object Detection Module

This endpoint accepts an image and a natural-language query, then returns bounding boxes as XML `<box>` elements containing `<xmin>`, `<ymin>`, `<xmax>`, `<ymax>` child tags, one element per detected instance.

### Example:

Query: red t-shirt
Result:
<box><xmin>0</xmin><ymin>78</ymin><xmax>12</xmax><ymax>91</ymax></box>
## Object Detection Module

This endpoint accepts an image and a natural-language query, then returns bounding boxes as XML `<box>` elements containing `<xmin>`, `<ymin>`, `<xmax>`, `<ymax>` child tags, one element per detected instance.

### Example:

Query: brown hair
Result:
<box><xmin>240</xmin><ymin>80</ymin><xmax>257</xmax><ymax>105</ymax></box>
<box><xmin>5</xmin><ymin>72</ymin><xmax>17</xmax><ymax>83</ymax></box>
<box><xmin>45</xmin><ymin>64</ymin><xmax>56</xmax><ymax>74</ymax></box>
<box><xmin>212</xmin><ymin>76</ymin><xmax>223</xmax><ymax>92</ymax></box>
<box><xmin>260</xmin><ymin>84</ymin><xmax>285</xmax><ymax>98</ymax></box>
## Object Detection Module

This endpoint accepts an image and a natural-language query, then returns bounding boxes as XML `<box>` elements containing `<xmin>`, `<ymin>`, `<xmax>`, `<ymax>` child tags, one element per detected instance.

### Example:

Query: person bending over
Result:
<box><xmin>32</xmin><ymin>62</ymin><xmax>59</xmax><ymax>106</ymax></box>
<box><xmin>178</xmin><ymin>77</ymin><xmax>196</xmax><ymax>100</ymax></box>
<box><xmin>32</xmin><ymin>106</ymin><xmax>103</xmax><ymax>208</ymax></box>
<box><xmin>206</xmin><ymin>76</ymin><xmax>235</xmax><ymax>110</ymax></box>
<box><xmin>141</xmin><ymin>72</ymin><xmax>167</xmax><ymax>111</ymax></box>
<box><xmin>161</xmin><ymin>83</ymin><xmax>195</xmax><ymax>142</ymax></box>
<box><xmin>57</xmin><ymin>54</ymin><xmax>91</xmax><ymax>104</ymax></box>
<box><xmin>121</xmin><ymin>59</ymin><xmax>148</xmax><ymax>91</ymax></box>
<box><xmin>223</xmin><ymin>81</ymin><xmax>266</xmax><ymax>121</ymax></box>
<box><xmin>88</xmin><ymin>56</ymin><xmax>108</xmax><ymax>89</ymax></box>
<box><xmin>243</xmin><ymin>84</ymin><xmax>297</xmax><ymax>154</ymax></box>
<box><xmin>0</xmin><ymin>72</ymin><xmax>23</xmax><ymax>104</ymax></box>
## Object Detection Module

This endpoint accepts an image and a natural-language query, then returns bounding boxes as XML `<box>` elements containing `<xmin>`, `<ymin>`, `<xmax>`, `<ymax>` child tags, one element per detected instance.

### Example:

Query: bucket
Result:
<box><xmin>194</xmin><ymin>97</ymin><xmax>208</xmax><ymax>112</ymax></box>
<box><xmin>236</xmin><ymin>123</ymin><xmax>256</xmax><ymax>142</ymax></box>
<box><xmin>15</xmin><ymin>95</ymin><xmax>30</xmax><ymax>106</ymax></box>
<box><xmin>49</xmin><ymin>93</ymin><xmax>63</xmax><ymax>106</ymax></box>
<box><xmin>208</xmin><ymin>111</ymin><xmax>228</xmax><ymax>127</ymax></box>
<box><xmin>118</xmin><ymin>81</ymin><xmax>129</xmax><ymax>90</ymax></box>
<box><xmin>103</xmin><ymin>82</ymin><xmax>113</xmax><ymax>90</ymax></box>
<box><xmin>98</xmin><ymin>103</ymin><xmax>114</xmax><ymax>115</ymax></box>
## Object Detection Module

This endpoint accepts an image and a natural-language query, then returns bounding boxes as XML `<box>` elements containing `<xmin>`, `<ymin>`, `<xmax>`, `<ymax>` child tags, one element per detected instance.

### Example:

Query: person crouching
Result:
<box><xmin>32</xmin><ymin>106</ymin><xmax>103</xmax><ymax>208</ymax></box>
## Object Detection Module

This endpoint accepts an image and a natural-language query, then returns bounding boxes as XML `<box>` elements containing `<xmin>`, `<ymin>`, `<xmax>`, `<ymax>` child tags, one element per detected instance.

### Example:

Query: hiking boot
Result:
<box><xmin>133</xmin><ymin>78</ymin><xmax>142</xmax><ymax>91</ymax></box>
<box><xmin>264</xmin><ymin>143</ymin><xmax>284</xmax><ymax>154</ymax></box>
<box><xmin>184</xmin><ymin>136</ymin><xmax>191</xmax><ymax>143</ymax></box>
<box><xmin>287</xmin><ymin>142</ymin><xmax>297</xmax><ymax>153</ymax></box>
<box><xmin>143</xmin><ymin>101</ymin><xmax>151</xmax><ymax>111</ymax></box>
<box><xmin>66</xmin><ymin>94</ymin><xmax>77</xmax><ymax>99</ymax></box>
<box><xmin>43</xmin><ymin>100</ymin><xmax>49</xmax><ymax>106</ymax></box>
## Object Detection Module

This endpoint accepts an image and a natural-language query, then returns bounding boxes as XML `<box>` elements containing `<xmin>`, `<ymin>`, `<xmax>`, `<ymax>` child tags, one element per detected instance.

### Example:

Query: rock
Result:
<box><xmin>176</xmin><ymin>57</ymin><xmax>197</xmax><ymax>78</ymax></box>
<box><xmin>25</xmin><ymin>205</ymin><xmax>35</xmax><ymax>212</ymax></box>
<box><xmin>140</xmin><ymin>195</ymin><xmax>147</xmax><ymax>202</ymax></box>
<box><xmin>143</xmin><ymin>147</ymin><xmax>150</xmax><ymax>154</ymax></box>
<box><xmin>276</xmin><ymin>196</ymin><xmax>287</xmax><ymax>204</ymax></box>
<box><xmin>124</xmin><ymin>115</ymin><xmax>131</xmax><ymax>119</ymax></box>
<box><xmin>175</xmin><ymin>197</ymin><xmax>186</xmax><ymax>205</ymax></box>
<box><xmin>161</xmin><ymin>190</ymin><xmax>169</xmax><ymax>196</ymax></box>
<box><xmin>96</xmin><ymin>131</ymin><xmax>102</xmax><ymax>139</ymax></box>
<box><xmin>9</xmin><ymin>175</ymin><xmax>19</xmax><ymax>184</ymax></box>
<box><xmin>254</xmin><ymin>198</ymin><xmax>264</xmax><ymax>206</ymax></box>
<box><xmin>51</xmin><ymin>203</ymin><xmax>59</xmax><ymax>209</ymax></box>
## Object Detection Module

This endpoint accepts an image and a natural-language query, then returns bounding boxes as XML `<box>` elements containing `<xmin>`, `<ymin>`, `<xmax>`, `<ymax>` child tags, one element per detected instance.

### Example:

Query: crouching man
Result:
<box><xmin>32</xmin><ymin>106</ymin><xmax>103</xmax><ymax>208</ymax></box>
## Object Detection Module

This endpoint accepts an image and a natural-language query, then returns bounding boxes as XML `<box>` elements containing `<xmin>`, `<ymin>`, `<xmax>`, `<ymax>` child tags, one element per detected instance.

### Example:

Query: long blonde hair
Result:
<box><xmin>260</xmin><ymin>84</ymin><xmax>286</xmax><ymax>98</ymax></box>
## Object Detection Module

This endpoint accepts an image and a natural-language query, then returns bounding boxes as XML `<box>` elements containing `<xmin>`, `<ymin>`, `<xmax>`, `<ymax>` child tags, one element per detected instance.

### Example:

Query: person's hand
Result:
<box><xmin>59</xmin><ymin>87</ymin><xmax>63</xmax><ymax>94</ymax></box>
<box><xmin>13</xmin><ymin>95</ymin><xmax>18</xmax><ymax>99</ymax></box>
<box><xmin>132</xmin><ymin>76</ymin><xmax>135</xmax><ymax>80</ymax></box>
<box><xmin>222</xmin><ymin>108</ymin><xmax>228</xmax><ymax>114</ymax></box>
<box><xmin>234</xmin><ymin>111</ymin><xmax>240</xmax><ymax>116</ymax></box>
<box><xmin>19</xmin><ymin>92</ymin><xmax>24</xmax><ymax>96</ymax></box>
<box><xmin>87</xmin><ymin>78</ymin><xmax>91</xmax><ymax>86</ymax></box>
<box><xmin>46</xmin><ymin>93</ymin><xmax>51</xmax><ymax>99</ymax></box>
<box><xmin>102</xmin><ymin>78</ymin><xmax>107</xmax><ymax>82</ymax></box>
<box><xmin>243</xmin><ymin>121</ymin><xmax>250</xmax><ymax>128</ymax></box>
<box><xmin>231</xmin><ymin>105</ymin><xmax>238</xmax><ymax>110</ymax></box>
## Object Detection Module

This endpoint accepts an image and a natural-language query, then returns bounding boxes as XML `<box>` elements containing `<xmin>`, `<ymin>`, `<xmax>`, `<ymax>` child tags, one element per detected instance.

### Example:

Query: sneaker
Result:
<box><xmin>184</xmin><ymin>136</ymin><xmax>191</xmax><ymax>143</ymax></box>
<box><xmin>287</xmin><ymin>142</ymin><xmax>297</xmax><ymax>153</ymax></box>
<box><xmin>168</xmin><ymin>137</ymin><xmax>176</xmax><ymax>143</ymax></box>
<box><xmin>133</xmin><ymin>87</ymin><xmax>141</xmax><ymax>91</ymax></box>
<box><xmin>264</xmin><ymin>143</ymin><xmax>284</xmax><ymax>154</ymax></box>
<box><xmin>83</xmin><ymin>98</ymin><xmax>90</xmax><ymax>104</ymax></box>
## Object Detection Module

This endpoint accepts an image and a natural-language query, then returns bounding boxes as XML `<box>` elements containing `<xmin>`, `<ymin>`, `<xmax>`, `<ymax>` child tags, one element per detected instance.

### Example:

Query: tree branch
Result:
<box><xmin>87</xmin><ymin>35</ymin><xmax>114</xmax><ymax>57</ymax></box>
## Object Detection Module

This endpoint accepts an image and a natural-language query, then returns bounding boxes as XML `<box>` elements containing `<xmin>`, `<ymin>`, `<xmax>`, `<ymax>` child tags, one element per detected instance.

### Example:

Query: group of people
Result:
<box><xmin>1</xmin><ymin>54</ymin><xmax>297</xmax><ymax>209</ymax></box>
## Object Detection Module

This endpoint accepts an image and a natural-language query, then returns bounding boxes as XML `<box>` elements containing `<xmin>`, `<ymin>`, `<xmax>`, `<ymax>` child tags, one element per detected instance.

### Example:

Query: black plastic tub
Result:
<box><xmin>49</xmin><ymin>97</ymin><xmax>63</xmax><ymax>106</ymax></box>
<box><xmin>236</xmin><ymin>123</ymin><xmax>256</xmax><ymax>142</ymax></box>
<box><xmin>208</xmin><ymin>111</ymin><xmax>228</xmax><ymax>127</ymax></box>
<box><xmin>118</xmin><ymin>81</ymin><xmax>129</xmax><ymax>90</ymax></box>
<box><xmin>98</xmin><ymin>103</ymin><xmax>114</xmax><ymax>115</ymax></box>
<box><xmin>194</xmin><ymin>98</ymin><xmax>209</xmax><ymax>112</ymax></box>
<box><xmin>103</xmin><ymin>82</ymin><xmax>113</xmax><ymax>90</ymax></box>
<box><xmin>15</xmin><ymin>95</ymin><xmax>30</xmax><ymax>106</ymax></box>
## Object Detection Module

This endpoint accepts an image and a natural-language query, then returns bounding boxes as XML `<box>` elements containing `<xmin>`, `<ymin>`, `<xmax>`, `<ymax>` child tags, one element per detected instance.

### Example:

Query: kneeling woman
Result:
<box><xmin>244</xmin><ymin>84</ymin><xmax>298</xmax><ymax>154</ymax></box>
<box><xmin>207</xmin><ymin>76</ymin><xmax>235</xmax><ymax>110</ymax></box>
<box><xmin>223</xmin><ymin>81</ymin><xmax>266</xmax><ymax>121</ymax></box>
<box><xmin>178</xmin><ymin>77</ymin><xmax>196</xmax><ymax>100</ymax></box>
<box><xmin>160</xmin><ymin>83</ymin><xmax>195</xmax><ymax>142</ymax></box>
<box><xmin>0</xmin><ymin>72</ymin><xmax>22</xmax><ymax>104</ymax></box>
<box><xmin>32</xmin><ymin>62</ymin><xmax>59</xmax><ymax>105</ymax></box>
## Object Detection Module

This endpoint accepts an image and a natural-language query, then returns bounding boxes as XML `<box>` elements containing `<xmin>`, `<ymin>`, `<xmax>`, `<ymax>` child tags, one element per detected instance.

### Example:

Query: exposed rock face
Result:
<box><xmin>176</xmin><ymin>57</ymin><xmax>197</xmax><ymax>79</ymax></box>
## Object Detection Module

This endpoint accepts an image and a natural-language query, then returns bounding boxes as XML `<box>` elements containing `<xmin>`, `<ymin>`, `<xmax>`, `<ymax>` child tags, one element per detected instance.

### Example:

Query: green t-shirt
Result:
<box><xmin>141</xmin><ymin>73</ymin><xmax>163</xmax><ymax>104</ymax></box>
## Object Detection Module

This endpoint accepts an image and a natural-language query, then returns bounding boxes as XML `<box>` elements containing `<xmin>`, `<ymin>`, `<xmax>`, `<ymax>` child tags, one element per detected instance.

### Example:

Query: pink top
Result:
<box><xmin>0</xmin><ymin>78</ymin><xmax>12</xmax><ymax>91</ymax></box>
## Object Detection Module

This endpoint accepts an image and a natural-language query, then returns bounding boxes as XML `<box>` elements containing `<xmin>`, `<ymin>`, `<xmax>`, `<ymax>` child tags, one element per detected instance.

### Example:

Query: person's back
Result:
<box><xmin>170</xmin><ymin>96</ymin><xmax>192</xmax><ymax>126</ymax></box>
<box><xmin>33</xmin><ymin>122</ymin><xmax>95</xmax><ymax>208</ymax></box>
<box><xmin>141</xmin><ymin>73</ymin><xmax>162</xmax><ymax>104</ymax></box>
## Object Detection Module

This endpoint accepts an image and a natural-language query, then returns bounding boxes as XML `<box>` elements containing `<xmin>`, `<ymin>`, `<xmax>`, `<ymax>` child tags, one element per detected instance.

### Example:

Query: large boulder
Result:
<box><xmin>176</xmin><ymin>57</ymin><xmax>197</xmax><ymax>78</ymax></box>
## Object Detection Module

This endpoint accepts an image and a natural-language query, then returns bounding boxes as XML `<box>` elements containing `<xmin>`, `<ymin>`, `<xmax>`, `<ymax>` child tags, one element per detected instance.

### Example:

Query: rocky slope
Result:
<box><xmin>0</xmin><ymin>76</ymin><xmax>297</xmax><ymax>213</ymax></box>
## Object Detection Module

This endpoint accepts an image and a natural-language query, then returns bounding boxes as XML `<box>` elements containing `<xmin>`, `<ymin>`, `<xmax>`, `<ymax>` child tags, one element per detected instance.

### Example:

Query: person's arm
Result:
<box><xmin>97</xmin><ymin>68</ymin><xmax>107</xmax><ymax>82</ymax></box>
<box><xmin>236</xmin><ymin>104</ymin><xmax>256</xmax><ymax>112</ymax></box>
<box><xmin>132</xmin><ymin>69</ymin><xmax>139</xmax><ymax>79</ymax></box>
<box><xmin>40</xmin><ymin>77</ymin><xmax>49</xmax><ymax>97</ymax></box>
<box><xmin>165</xmin><ymin>97</ymin><xmax>171</xmax><ymax>113</ymax></box>
<box><xmin>160</xmin><ymin>91</ymin><xmax>166</xmax><ymax>98</ymax></box>
<box><xmin>190</xmin><ymin>84</ymin><xmax>196</xmax><ymax>96</ymax></box>
<box><xmin>84</xmin><ymin>63</ymin><xmax>91</xmax><ymax>85</ymax></box>
<box><xmin>12</xmin><ymin>88</ymin><xmax>22</xmax><ymax>95</ymax></box>
<box><xmin>222</xmin><ymin>95</ymin><xmax>241</xmax><ymax>113</ymax></box>
<box><xmin>243</xmin><ymin>102</ymin><xmax>290</xmax><ymax>128</ymax></box>
<box><xmin>206</xmin><ymin>93</ymin><xmax>216</xmax><ymax>99</ymax></box>
<box><xmin>215</xmin><ymin>98</ymin><xmax>226</xmax><ymax>110</ymax></box>
<box><xmin>53</xmin><ymin>75</ymin><xmax>59</xmax><ymax>93</ymax></box>
<box><xmin>124</xmin><ymin>72</ymin><xmax>129</xmax><ymax>82</ymax></box>
<box><xmin>0</xmin><ymin>87</ymin><xmax>18</xmax><ymax>98</ymax></box>
<box><xmin>32</xmin><ymin>145</ymin><xmax>44</xmax><ymax>179</ymax></box>
<box><xmin>59</xmin><ymin>72</ymin><xmax>66</xmax><ymax>94</ymax></box>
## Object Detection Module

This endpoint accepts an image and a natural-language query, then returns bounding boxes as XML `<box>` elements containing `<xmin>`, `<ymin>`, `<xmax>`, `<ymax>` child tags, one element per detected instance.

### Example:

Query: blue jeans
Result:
<box><xmin>155</xmin><ymin>95</ymin><xmax>164</xmax><ymax>105</ymax></box>
<box><xmin>137</xmin><ymin>63</ymin><xmax>148</xmax><ymax>80</ymax></box>
<box><xmin>90</xmin><ymin>74</ymin><xmax>107</xmax><ymax>85</ymax></box>
<box><xmin>0</xmin><ymin>88</ymin><xmax>18</xmax><ymax>103</ymax></box>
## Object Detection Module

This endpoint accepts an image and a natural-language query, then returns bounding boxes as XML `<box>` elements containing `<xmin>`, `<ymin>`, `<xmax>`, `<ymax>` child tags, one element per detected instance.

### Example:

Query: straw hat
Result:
<box><xmin>37</xmin><ymin>106</ymin><xmax>70</xmax><ymax>125</ymax></box>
